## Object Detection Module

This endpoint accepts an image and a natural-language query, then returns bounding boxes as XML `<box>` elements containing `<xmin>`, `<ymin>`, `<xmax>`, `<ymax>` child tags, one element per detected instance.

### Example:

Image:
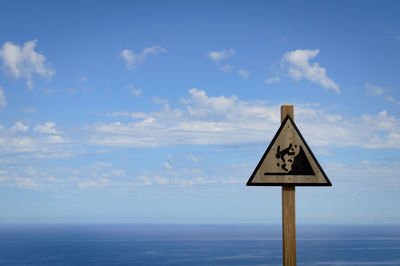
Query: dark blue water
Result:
<box><xmin>0</xmin><ymin>224</ymin><xmax>399</xmax><ymax>265</ymax></box>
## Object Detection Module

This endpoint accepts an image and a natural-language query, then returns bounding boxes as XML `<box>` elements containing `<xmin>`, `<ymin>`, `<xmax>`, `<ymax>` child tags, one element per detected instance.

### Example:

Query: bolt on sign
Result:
<box><xmin>247</xmin><ymin>113</ymin><xmax>331</xmax><ymax>186</ymax></box>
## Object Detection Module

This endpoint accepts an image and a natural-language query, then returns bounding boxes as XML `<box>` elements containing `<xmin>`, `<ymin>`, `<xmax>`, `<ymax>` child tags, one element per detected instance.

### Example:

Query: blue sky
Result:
<box><xmin>0</xmin><ymin>0</ymin><xmax>399</xmax><ymax>224</ymax></box>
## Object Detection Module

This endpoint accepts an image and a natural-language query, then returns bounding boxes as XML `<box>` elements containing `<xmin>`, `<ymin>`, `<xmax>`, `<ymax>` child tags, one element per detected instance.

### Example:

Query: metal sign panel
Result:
<box><xmin>247</xmin><ymin>115</ymin><xmax>331</xmax><ymax>186</ymax></box>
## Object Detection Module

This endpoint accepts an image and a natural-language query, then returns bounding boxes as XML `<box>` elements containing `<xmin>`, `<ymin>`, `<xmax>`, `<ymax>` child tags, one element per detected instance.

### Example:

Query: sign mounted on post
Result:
<box><xmin>247</xmin><ymin>105</ymin><xmax>332</xmax><ymax>266</ymax></box>
<box><xmin>246</xmin><ymin>115</ymin><xmax>331</xmax><ymax>186</ymax></box>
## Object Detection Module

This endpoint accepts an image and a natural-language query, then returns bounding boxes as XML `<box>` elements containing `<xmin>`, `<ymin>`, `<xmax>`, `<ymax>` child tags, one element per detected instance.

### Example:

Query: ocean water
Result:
<box><xmin>0</xmin><ymin>224</ymin><xmax>399</xmax><ymax>265</ymax></box>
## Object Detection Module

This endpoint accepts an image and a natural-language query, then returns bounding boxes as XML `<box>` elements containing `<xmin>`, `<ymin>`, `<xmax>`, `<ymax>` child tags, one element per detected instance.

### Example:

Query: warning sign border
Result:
<box><xmin>246</xmin><ymin>115</ymin><xmax>332</xmax><ymax>186</ymax></box>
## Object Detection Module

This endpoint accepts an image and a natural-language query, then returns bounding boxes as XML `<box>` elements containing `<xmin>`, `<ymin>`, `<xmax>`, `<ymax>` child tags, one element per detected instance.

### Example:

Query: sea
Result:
<box><xmin>0</xmin><ymin>224</ymin><xmax>399</xmax><ymax>265</ymax></box>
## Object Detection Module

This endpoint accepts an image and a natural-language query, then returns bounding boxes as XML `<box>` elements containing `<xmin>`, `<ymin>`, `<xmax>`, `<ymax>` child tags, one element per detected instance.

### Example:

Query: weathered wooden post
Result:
<box><xmin>281</xmin><ymin>105</ymin><xmax>296</xmax><ymax>265</ymax></box>
<box><xmin>247</xmin><ymin>104</ymin><xmax>331</xmax><ymax>266</ymax></box>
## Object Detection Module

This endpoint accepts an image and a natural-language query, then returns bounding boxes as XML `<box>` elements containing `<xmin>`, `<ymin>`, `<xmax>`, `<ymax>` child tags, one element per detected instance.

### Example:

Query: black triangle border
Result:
<box><xmin>246</xmin><ymin>115</ymin><xmax>332</xmax><ymax>186</ymax></box>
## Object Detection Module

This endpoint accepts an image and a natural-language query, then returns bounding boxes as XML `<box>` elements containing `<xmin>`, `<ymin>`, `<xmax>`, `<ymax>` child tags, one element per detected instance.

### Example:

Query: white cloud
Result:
<box><xmin>0</xmin><ymin>122</ymin><xmax>78</xmax><ymax>160</ymax></box>
<box><xmin>325</xmin><ymin>160</ymin><xmax>400</xmax><ymax>193</ymax></box>
<box><xmin>78</xmin><ymin>178</ymin><xmax>110</xmax><ymax>189</ymax></box>
<box><xmin>3</xmin><ymin>90</ymin><xmax>400</xmax><ymax>181</ymax></box>
<box><xmin>365</xmin><ymin>83</ymin><xmax>385</xmax><ymax>96</ymax></box>
<box><xmin>385</xmin><ymin>96</ymin><xmax>395</xmax><ymax>102</ymax></box>
<box><xmin>47</xmin><ymin>135</ymin><xmax>64</xmax><ymax>143</ymax></box>
<box><xmin>220</xmin><ymin>64</ymin><xmax>234</xmax><ymax>72</ymax></box>
<box><xmin>0</xmin><ymin>161</ymin><xmax>131</xmax><ymax>190</ymax></box>
<box><xmin>208</xmin><ymin>49</ymin><xmax>249</xmax><ymax>77</ymax></box>
<box><xmin>222</xmin><ymin>177</ymin><xmax>241</xmax><ymax>184</ymax></box>
<box><xmin>46</xmin><ymin>176</ymin><xmax>64</xmax><ymax>184</ymax></box>
<box><xmin>365</xmin><ymin>83</ymin><xmax>400</xmax><ymax>105</ymax></box>
<box><xmin>91</xmin><ymin>161</ymin><xmax>112</xmax><ymax>169</ymax></box>
<box><xmin>80</xmin><ymin>76</ymin><xmax>88</xmax><ymax>83</ymax></box>
<box><xmin>186</xmin><ymin>154</ymin><xmax>199</xmax><ymax>163</ymax></box>
<box><xmin>185</xmin><ymin>88</ymin><xmax>239</xmax><ymax>117</ymax></box>
<box><xmin>42</xmin><ymin>88</ymin><xmax>58</xmax><ymax>95</ymax></box>
<box><xmin>132</xmin><ymin>89</ymin><xmax>142</xmax><ymax>97</ymax></box>
<box><xmin>0</xmin><ymin>40</ymin><xmax>55</xmax><ymax>90</ymax></box>
<box><xmin>89</xmin><ymin>89</ymin><xmax>276</xmax><ymax>147</ymax></box>
<box><xmin>207</xmin><ymin>48</ymin><xmax>235</xmax><ymax>62</ymax></box>
<box><xmin>22</xmin><ymin>106</ymin><xmax>37</xmax><ymax>113</ymax></box>
<box><xmin>12</xmin><ymin>137</ymin><xmax>34</xmax><ymax>151</ymax></box>
<box><xmin>155</xmin><ymin>176</ymin><xmax>168</xmax><ymax>184</ymax></box>
<box><xmin>0</xmin><ymin>156</ymin><xmax>238</xmax><ymax>189</ymax></box>
<box><xmin>282</xmin><ymin>49</ymin><xmax>340</xmax><ymax>93</ymax></box>
<box><xmin>127</xmin><ymin>84</ymin><xmax>142</xmax><ymax>97</ymax></box>
<box><xmin>108</xmin><ymin>111</ymin><xmax>148</xmax><ymax>119</ymax></box>
<box><xmin>137</xmin><ymin>176</ymin><xmax>152</xmax><ymax>186</ymax></box>
<box><xmin>121</xmin><ymin>45</ymin><xmax>166</xmax><ymax>69</ymax></box>
<box><xmin>0</xmin><ymin>86</ymin><xmax>6</xmax><ymax>108</ymax></box>
<box><xmin>325</xmin><ymin>114</ymin><xmax>342</xmax><ymax>123</ymax></box>
<box><xmin>174</xmin><ymin>177</ymin><xmax>216</xmax><ymax>185</ymax></box>
<box><xmin>164</xmin><ymin>162</ymin><xmax>173</xmax><ymax>169</ymax></box>
<box><xmin>11</xmin><ymin>122</ymin><xmax>28</xmax><ymax>132</ymax></box>
<box><xmin>238</xmin><ymin>69</ymin><xmax>250</xmax><ymax>80</ymax></box>
<box><xmin>34</xmin><ymin>122</ymin><xmax>58</xmax><ymax>134</ymax></box>
<box><xmin>385</xmin><ymin>96</ymin><xmax>400</xmax><ymax>105</ymax></box>
<box><xmin>0</xmin><ymin>166</ymin><xmax>44</xmax><ymax>189</ymax></box>
<box><xmin>14</xmin><ymin>177</ymin><xmax>38</xmax><ymax>189</ymax></box>
<box><xmin>88</xmin><ymin>89</ymin><xmax>400</xmax><ymax>150</ymax></box>
<box><xmin>265</xmin><ymin>76</ymin><xmax>280</xmax><ymax>84</ymax></box>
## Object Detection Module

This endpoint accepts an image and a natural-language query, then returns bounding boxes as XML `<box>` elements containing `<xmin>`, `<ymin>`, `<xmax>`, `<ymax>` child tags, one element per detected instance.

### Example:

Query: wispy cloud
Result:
<box><xmin>4</xmin><ymin>120</ymin><xmax>400</xmax><ymax>191</ymax></box>
<box><xmin>11</xmin><ymin>122</ymin><xmax>29</xmax><ymax>133</ymax></box>
<box><xmin>238</xmin><ymin>69</ymin><xmax>250</xmax><ymax>80</ymax></box>
<box><xmin>3</xmin><ymin>90</ymin><xmax>400</xmax><ymax>161</ymax></box>
<box><xmin>220</xmin><ymin>64</ymin><xmax>234</xmax><ymax>72</ymax></box>
<box><xmin>281</xmin><ymin>49</ymin><xmax>340</xmax><ymax>93</ymax></box>
<box><xmin>208</xmin><ymin>49</ymin><xmax>249</xmax><ymax>79</ymax></box>
<box><xmin>366</xmin><ymin>82</ymin><xmax>385</xmax><ymax>96</ymax></box>
<box><xmin>34</xmin><ymin>121</ymin><xmax>58</xmax><ymax>134</ymax></box>
<box><xmin>326</xmin><ymin>160</ymin><xmax>400</xmax><ymax>191</ymax></box>
<box><xmin>186</xmin><ymin>154</ymin><xmax>199</xmax><ymax>163</ymax></box>
<box><xmin>47</xmin><ymin>135</ymin><xmax>65</xmax><ymax>143</ymax></box>
<box><xmin>121</xmin><ymin>45</ymin><xmax>166</xmax><ymax>69</ymax></box>
<box><xmin>0</xmin><ymin>86</ymin><xmax>6</xmax><ymax>108</ymax></box>
<box><xmin>127</xmin><ymin>84</ymin><xmax>142</xmax><ymax>97</ymax></box>
<box><xmin>0</xmin><ymin>121</ymin><xmax>73</xmax><ymax>158</ymax></box>
<box><xmin>88</xmin><ymin>89</ymin><xmax>400</xmax><ymax>149</ymax></box>
<box><xmin>366</xmin><ymin>83</ymin><xmax>399</xmax><ymax>104</ymax></box>
<box><xmin>265</xmin><ymin>76</ymin><xmax>280</xmax><ymax>84</ymax></box>
<box><xmin>22</xmin><ymin>106</ymin><xmax>38</xmax><ymax>114</ymax></box>
<box><xmin>207</xmin><ymin>48</ymin><xmax>235</xmax><ymax>62</ymax></box>
<box><xmin>174</xmin><ymin>177</ymin><xmax>216</xmax><ymax>185</ymax></box>
<box><xmin>3</xmin><ymin>90</ymin><xmax>400</xmax><ymax>192</ymax></box>
<box><xmin>0</xmin><ymin>40</ymin><xmax>55</xmax><ymax>90</ymax></box>
<box><xmin>164</xmin><ymin>162</ymin><xmax>173</xmax><ymax>169</ymax></box>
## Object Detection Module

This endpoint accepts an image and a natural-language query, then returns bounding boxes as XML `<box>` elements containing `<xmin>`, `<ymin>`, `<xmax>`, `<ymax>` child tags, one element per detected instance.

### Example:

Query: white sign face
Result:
<box><xmin>247</xmin><ymin>115</ymin><xmax>331</xmax><ymax>186</ymax></box>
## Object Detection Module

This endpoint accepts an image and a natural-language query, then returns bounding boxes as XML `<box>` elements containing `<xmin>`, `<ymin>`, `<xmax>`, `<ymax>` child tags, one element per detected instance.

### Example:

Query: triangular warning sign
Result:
<box><xmin>247</xmin><ymin>115</ymin><xmax>331</xmax><ymax>186</ymax></box>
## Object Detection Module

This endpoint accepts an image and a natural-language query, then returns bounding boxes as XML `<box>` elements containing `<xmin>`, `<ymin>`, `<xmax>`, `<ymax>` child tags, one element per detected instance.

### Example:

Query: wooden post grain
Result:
<box><xmin>281</xmin><ymin>104</ymin><xmax>296</xmax><ymax>266</ymax></box>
